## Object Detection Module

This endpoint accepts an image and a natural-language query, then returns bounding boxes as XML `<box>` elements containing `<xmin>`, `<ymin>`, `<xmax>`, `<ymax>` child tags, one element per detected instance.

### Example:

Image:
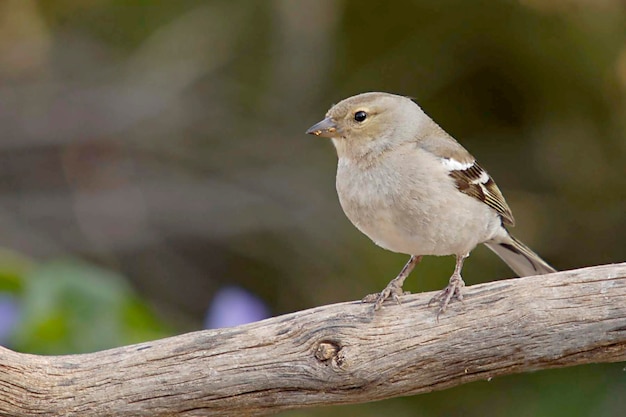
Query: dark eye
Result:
<box><xmin>354</xmin><ymin>110</ymin><xmax>367</xmax><ymax>122</ymax></box>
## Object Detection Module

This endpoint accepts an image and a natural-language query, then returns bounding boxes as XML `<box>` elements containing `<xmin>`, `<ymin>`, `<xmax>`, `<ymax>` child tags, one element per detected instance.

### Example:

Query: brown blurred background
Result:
<box><xmin>0</xmin><ymin>1</ymin><xmax>624</xmax><ymax>416</ymax></box>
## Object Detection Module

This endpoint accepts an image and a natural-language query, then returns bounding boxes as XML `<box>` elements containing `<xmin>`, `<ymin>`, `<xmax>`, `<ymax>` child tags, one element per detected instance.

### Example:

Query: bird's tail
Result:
<box><xmin>484</xmin><ymin>233</ymin><xmax>556</xmax><ymax>277</ymax></box>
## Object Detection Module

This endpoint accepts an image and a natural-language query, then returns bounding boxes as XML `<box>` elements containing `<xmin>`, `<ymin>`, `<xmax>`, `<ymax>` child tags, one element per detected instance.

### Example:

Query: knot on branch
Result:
<box><xmin>314</xmin><ymin>340</ymin><xmax>350</xmax><ymax>369</ymax></box>
<box><xmin>315</xmin><ymin>340</ymin><xmax>340</xmax><ymax>362</ymax></box>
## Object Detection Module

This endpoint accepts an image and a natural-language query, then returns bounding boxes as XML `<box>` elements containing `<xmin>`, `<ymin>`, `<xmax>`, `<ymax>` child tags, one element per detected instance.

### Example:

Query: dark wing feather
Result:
<box><xmin>448</xmin><ymin>161</ymin><xmax>515</xmax><ymax>226</ymax></box>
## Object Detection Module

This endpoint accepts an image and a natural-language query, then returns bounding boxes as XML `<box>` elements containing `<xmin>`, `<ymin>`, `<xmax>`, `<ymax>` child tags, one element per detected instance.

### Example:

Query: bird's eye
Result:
<box><xmin>354</xmin><ymin>110</ymin><xmax>368</xmax><ymax>122</ymax></box>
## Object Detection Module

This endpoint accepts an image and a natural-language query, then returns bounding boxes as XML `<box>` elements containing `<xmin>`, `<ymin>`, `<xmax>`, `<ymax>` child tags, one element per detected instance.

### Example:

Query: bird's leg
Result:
<box><xmin>362</xmin><ymin>255</ymin><xmax>423</xmax><ymax>310</ymax></box>
<box><xmin>429</xmin><ymin>253</ymin><xmax>468</xmax><ymax>317</ymax></box>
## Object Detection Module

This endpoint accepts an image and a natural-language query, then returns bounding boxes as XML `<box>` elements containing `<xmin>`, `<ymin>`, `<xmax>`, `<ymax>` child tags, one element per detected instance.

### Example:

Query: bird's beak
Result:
<box><xmin>306</xmin><ymin>117</ymin><xmax>339</xmax><ymax>138</ymax></box>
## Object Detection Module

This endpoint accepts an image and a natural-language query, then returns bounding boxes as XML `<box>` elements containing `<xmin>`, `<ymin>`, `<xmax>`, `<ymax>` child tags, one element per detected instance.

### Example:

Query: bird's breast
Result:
<box><xmin>335</xmin><ymin>151</ymin><xmax>501</xmax><ymax>256</ymax></box>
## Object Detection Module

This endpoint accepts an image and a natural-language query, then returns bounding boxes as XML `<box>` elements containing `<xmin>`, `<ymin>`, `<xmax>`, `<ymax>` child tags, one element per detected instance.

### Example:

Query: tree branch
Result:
<box><xmin>1</xmin><ymin>263</ymin><xmax>625</xmax><ymax>416</ymax></box>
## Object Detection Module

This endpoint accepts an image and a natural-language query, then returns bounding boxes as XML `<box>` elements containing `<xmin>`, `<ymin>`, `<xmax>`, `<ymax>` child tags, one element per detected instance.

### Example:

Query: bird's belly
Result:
<box><xmin>360</xmin><ymin>214</ymin><xmax>458</xmax><ymax>255</ymax></box>
<box><xmin>352</xmin><ymin>207</ymin><xmax>485</xmax><ymax>256</ymax></box>
<box><xmin>337</xmin><ymin>163</ymin><xmax>501</xmax><ymax>256</ymax></box>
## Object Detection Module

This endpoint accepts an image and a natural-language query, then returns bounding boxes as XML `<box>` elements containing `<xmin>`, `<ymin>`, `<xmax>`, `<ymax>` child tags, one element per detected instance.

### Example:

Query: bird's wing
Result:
<box><xmin>418</xmin><ymin>129</ymin><xmax>516</xmax><ymax>226</ymax></box>
<box><xmin>446</xmin><ymin>160</ymin><xmax>516</xmax><ymax>226</ymax></box>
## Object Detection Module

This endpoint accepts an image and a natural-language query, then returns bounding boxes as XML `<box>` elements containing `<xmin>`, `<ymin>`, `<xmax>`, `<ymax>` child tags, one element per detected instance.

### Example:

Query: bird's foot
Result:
<box><xmin>362</xmin><ymin>278</ymin><xmax>410</xmax><ymax>311</ymax></box>
<box><xmin>429</xmin><ymin>273</ymin><xmax>465</xmax><ymax>318</ymax></box>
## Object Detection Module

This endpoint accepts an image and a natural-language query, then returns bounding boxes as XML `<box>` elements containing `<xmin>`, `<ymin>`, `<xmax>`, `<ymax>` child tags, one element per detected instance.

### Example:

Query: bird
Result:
<box><xmin>306</xmin><ymin>92</ymin><xmax>556</xmax><ymax>315</ymax></box>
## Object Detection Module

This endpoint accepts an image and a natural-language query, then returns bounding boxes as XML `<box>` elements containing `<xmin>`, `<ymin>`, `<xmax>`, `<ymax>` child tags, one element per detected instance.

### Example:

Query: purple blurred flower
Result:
<box><xmin>204</xmin><ymin>286</ymin><xmax>270</xmax><ymax>329</ymax></box>
<box><xmin>0</xmin><ymin>293</ymin><xmax>20</xmax><ymax>345</ymax></box>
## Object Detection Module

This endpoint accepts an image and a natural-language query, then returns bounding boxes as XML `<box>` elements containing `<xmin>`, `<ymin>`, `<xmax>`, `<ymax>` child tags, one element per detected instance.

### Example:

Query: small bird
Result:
<box><xmin>306</xmin><ymin>92</ymin><xmax>556</xmax><ymax>314</ymax></box>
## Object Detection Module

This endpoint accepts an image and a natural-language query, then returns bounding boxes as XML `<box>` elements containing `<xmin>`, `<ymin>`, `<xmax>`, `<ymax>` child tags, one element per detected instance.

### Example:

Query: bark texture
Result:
<box><xmin>1</xmin><ymin>263</ymin><xmax>625</xmax><ymax>416</ymax></box>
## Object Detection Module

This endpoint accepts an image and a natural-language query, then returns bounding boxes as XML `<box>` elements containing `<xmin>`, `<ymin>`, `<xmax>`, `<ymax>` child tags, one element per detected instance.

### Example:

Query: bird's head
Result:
<box><xmin>306</xmin><ymin>92</ymin><xmax>427</xmax><ymax>159</ymax></box>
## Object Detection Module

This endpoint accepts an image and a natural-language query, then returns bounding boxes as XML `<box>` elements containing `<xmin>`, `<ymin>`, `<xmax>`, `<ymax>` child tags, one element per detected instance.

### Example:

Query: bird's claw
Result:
<box><xmin>362</xmin><ymin>280</ymin><xmax>410</xmax><ymax>310</ymax></box>
<box><xmin>429</xmin><ymin>274</ymin><xmax>465</xmax><ymax>319</ymax></box>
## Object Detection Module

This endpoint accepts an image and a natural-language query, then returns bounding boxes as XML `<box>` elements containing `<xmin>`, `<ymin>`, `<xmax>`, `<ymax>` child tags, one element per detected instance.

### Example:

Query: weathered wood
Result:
<box><xmin>1</xmin><ymin>263</ymin><xmax>625</xmax><ymax>416</ymax></box>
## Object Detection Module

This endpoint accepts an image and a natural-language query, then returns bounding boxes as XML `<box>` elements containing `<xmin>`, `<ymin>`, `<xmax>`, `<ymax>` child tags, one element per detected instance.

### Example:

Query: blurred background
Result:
<box><xmin>0</xmin><ymin>0</ymin><xmax>624</xmax><ymax>415</ymax></box>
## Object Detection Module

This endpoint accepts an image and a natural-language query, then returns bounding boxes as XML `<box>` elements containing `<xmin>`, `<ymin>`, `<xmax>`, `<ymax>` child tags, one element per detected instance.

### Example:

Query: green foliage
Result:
<box><xmin>0</xmin><ymin>249</ymin><xmax>32</xmax><ymax>293</ymax></box>
<box><xmin>5</xmin><ymin>258</ymin><xmax>170</xmax><ymax>355</ymax></box>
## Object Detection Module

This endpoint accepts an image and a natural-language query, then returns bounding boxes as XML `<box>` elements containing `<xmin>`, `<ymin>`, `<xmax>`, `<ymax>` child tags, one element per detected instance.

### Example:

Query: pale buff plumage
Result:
<box><xmin>307</xmin><ymin>92</ymin><xmax>555</xmax><ymax>314</ymax></box>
